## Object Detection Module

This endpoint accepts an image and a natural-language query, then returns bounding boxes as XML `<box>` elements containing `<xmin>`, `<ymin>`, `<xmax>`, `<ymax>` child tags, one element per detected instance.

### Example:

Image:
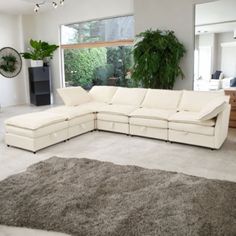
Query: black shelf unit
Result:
<box><xmin>29</xmin><ymin>67</ymin><xmax>51</xmax><ymax>106</ymax></box>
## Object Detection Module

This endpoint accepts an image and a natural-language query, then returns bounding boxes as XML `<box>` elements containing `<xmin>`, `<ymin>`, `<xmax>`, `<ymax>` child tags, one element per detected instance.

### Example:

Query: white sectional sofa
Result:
<box><xmin>5</xmin><ymin>86</ymin><xmax>230</xmax><ymax>152</ymax></box>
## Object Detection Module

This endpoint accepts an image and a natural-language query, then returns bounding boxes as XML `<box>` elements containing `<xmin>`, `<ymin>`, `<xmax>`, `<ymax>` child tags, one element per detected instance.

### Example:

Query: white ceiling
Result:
<box><xmin>0</xmin><ymin>0</ymin><xmax>58</xmax><ymax>15</ymax></box>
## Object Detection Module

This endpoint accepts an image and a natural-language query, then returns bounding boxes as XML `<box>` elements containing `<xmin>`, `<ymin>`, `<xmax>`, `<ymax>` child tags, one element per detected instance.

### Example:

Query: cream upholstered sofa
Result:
<box><xmin>5</xmin><ymin>86</ymin><xmax>230</xmax><ymax>152</ymax></box>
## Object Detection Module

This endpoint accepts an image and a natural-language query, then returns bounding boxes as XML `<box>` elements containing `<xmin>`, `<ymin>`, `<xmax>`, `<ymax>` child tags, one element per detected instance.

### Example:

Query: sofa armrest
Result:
<box><xmin>214</xmin><ymin>104</ymin><xmax>231</xmax><ymax>149</ymax></box>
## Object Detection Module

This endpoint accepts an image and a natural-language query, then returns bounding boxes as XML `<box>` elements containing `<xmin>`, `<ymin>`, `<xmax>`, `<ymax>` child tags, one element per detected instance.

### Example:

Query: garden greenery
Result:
<box><xmin>64</xmin><ymin>48</ymin><xmax>107</xmax><ymax>89</ymax></box>
<box><xmin>132</xmin><ymin>29</ymin><xmax>186</xmax><ymax>89</ymax></box>
<box><xmin>64</xmin><ymin>46</ymin><xmax>134</xmax><ymax>89</ymax></box>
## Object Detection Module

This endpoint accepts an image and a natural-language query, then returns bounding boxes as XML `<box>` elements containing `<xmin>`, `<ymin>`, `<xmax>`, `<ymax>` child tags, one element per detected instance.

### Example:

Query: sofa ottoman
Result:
<box><xmin>5</xmin><ymin>112</ymin><xmax>68</xmax><ymax>152</ymax></box>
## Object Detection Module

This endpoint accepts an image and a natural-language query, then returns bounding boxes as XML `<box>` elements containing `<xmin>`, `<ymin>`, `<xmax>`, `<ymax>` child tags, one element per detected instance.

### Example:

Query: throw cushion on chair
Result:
<box><xmin>198</xmin><ymin>97</ymin><xmax>227</xmax><ymax>121</ymax></box>
<box><xmin>212</xmin><ymin>71</ymin><xmax>222</xmax><ymax>80</ymax></box>
<box><xmin>57</xmin><ymin>86</ymin><xmax>92</xmax><ymax>106</ymax></box>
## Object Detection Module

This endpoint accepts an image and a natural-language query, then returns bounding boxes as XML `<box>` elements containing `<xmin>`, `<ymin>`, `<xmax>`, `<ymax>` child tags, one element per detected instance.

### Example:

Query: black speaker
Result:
<box><xmin>29</xmin><ymin>67</ymin><xmax>51</xmax><ymax>106</ymax></box>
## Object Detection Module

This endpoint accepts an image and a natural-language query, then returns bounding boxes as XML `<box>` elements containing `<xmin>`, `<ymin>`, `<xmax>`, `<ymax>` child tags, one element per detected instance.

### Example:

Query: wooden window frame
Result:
<box><xmin>61</xmin><ymin>39</ymin><xmax>134</xmax><ymax>50</ymax></box>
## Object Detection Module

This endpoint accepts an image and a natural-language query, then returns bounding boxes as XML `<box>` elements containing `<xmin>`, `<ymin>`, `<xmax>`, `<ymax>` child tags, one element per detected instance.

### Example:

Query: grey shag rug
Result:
<box><xmin>0</xmin><ymin>157</ymin><xmax>236</xmax><ymax>236</ymax></box>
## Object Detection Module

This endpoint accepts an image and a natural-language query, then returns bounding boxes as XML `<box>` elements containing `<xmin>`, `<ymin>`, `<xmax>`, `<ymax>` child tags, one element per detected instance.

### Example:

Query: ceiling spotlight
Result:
<box><xmin>52</xmin><ymin>2</ymin><xmax>58</xmax><ymax>8</ymax></box>
<box><xmin>33</xmin><ymin>0</ymin><xmax>65</xmax><ymax>13</ymax></box>
<box><xmin>34</xmin><ymin>4</ymin><xmax>40</xmax><ymax>13</ymax></box>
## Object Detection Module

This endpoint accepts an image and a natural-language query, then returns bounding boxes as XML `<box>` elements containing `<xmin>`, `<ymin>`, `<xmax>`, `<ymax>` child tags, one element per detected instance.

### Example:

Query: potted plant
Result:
<box><xmin>132</xmin><ymin>29</ymin><xmax>186</xmax><ymax>89</ymax></box>
<box><xmin>0</xmin><ymin>54</ymin><xmax>17</xmax><ymax>73</ymax></box>
<box><xmin>21</xmin><ymin>39</ymin><xmax>59</xmax><ymax>67</ymax></box>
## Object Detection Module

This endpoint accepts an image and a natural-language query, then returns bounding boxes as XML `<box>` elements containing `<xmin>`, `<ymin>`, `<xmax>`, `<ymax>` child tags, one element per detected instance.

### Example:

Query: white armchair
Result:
<box><xmin>209</xmin><ymin>71</ymin><xmax>224</xmax><ymax>90</ymax></box>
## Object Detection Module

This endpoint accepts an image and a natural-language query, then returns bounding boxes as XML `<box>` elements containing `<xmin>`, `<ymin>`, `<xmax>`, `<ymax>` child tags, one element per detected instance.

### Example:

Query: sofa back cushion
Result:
<box><xmin>141</xmin><ymin>89</ymin><xmax>182</xmax><ymax>110</ymax></box>
<box><xmin>179</xmin><ymin>90</ymin><xmax>225</xmax><ymax>112</ymax></box>
<box><xmin>89</xmin><ymin>86</ymin><xmax>118</xmax><ymax>103</ymax></box>
<box><xmin>198</xmin><ymin>97</ymin><xmax>227</xmax><ymax>121</ymax></box>
<box><xmin>57</xmin><ymin>86</ymin><xmax>92</xmax><ymax>106</ymax></box>
<box><xmin>111</xmin><ymin>87</ymin><xmax>147</xmax><ymax>106</ymax></box>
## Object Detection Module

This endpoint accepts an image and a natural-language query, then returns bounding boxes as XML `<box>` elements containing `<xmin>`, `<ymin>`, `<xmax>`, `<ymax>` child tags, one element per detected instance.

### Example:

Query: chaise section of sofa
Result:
<box><xmin>5</xmin><ymin>112</ymin><xmax>68</xmax><ymax>152</ymax></box>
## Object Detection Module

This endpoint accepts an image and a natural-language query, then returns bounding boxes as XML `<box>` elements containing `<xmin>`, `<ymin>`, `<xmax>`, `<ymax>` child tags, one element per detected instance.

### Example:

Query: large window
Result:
<box><xmin>61</xmin><ymin>15</ymin><xmax>134</xmax><ymax>45</ymax></box>
<box><xmin>61</xmin><ymin>16</ymin><xmax>134</xmax><ymax>89</ymax></box>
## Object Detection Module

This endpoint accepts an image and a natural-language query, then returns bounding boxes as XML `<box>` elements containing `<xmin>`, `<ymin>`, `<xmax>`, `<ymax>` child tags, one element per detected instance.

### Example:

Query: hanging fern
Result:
<box><xmin>132</xmin><ymin>29</ymin><xmax>186</xmax><ymax>89</ymax></box>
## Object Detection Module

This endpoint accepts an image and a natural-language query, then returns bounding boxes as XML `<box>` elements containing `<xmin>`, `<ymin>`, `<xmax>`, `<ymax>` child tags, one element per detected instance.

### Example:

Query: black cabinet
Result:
<box><xmin>29</xmin><ymin>67</ymin><xmax>51</xmax><ymax>106</ymax></box>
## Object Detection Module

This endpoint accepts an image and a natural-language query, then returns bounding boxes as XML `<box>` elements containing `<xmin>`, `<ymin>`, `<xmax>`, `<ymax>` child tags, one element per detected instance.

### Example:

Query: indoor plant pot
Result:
<box><xmin>30</xmin><ymin>60</ymin><xmax>44</xmax><ymax>67</ymax></box>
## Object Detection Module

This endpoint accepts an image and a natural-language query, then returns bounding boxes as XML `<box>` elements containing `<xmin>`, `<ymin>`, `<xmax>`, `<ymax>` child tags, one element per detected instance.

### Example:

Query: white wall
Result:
<box><xmin>196</xmin><ymin>0</ymin><xmax>236</xmax><ymax>25</ymax></box>
<box><xmin>197</xmin><ymin>33</ymin><xmax>218</xmax><ymax>73</ymax></box>
<box><xmin>0</xmin><ymin>13</ymin><xmax>27</xmax><ymax>107</ymax></box>
<box><xmin>22</xmin><ymin>0</ymin><xmax>133</xmax><ymax>104</ymax></box>
<box><xmin>216</xmin><ymin>32</ymin><xmax>236</xmax><ymax>77</ymax></box>
<box><xmin>195</xmin><ymin>31</ymin><xmax>236</xmax><ymax>79</ymax></box>
<box><xmin>21</xmin><ymin>15</ymin><xmax>37</xmax><ymax>104</ymax></box>
<box><xmin>134</xmin><ymin>0</ymin><xmax>216</xmax><ymax>90</ymax></box>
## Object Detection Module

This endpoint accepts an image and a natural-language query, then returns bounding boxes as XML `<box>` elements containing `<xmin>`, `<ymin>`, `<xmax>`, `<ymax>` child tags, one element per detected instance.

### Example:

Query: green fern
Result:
<box><xmin>132</xmin><ymin>29</ymin><xmax>186</xmax><ymax>89</ymax></box>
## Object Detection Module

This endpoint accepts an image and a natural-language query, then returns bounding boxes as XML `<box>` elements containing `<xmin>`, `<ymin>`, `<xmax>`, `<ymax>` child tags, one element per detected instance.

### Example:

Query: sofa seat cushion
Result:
<box><xmin>141</xmin><ymin>89</ymin><xmax>182</xmax><ymax>110</ymax></box>
<box><xmin>5</xmin><ymin>112</ymin><xmax>66</xmax><ymax>130</ymax></box>
<box><xmin>169</xmin><ymin>122</ymin><xmax>215</xmax><ymax>136</ymax></box>
<box><xmin>77</xmin><ymin>102</ymin><xmax>107</xmax><ymax>112</ymax></box>
<box><xmin>89</xmin><ymin>86</ymin><xmax>118</xmax><ymax>103</ymax></box>
<box><xmin>169</xmin><ymin>112</ymin><xmax>215</xmax><ymax>127</ymax></box>
<box><xmin>5</xmin><ymin>122</ymin><xmax>67</xmax><ymax>138</ymax></box>
<box><xmin>97</xmin><ymin>104</ymin><xmax>137</xmax><ymax>116</ymax></box>
<box><xmin>69</xmin><ymin>114</ymin><xmax>95</xmax><ymax>127</ymax></box>
<box><xmin>47</xmin><ymin>106</ymin><xmax>93</xmax><ymax>120</ymax></box>
<box><xmin>130</xmin><ymin>117</ymin><xmax>168</xmax><ymax>129</ymax></box>
<box><xmin>130</xmin><ymin>108</ymin><xmax>176</xmax><ymax>120</ymax></box>
<box><xmin>97</xmin><ymin>113</ymin><xmax>128</xmax><ymax>123</ymax></box>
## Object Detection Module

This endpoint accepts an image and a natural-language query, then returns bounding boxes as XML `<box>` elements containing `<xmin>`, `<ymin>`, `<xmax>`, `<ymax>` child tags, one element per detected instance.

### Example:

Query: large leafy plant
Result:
<box><xmin>21</xmin><ymin>39</ymin><xmax>59</xmax><ymax>61</ymax></box>
<box><xmin>132</xmin><ymin>29</ymin><xmax>186</xmax><ymax>89</ymax></box>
